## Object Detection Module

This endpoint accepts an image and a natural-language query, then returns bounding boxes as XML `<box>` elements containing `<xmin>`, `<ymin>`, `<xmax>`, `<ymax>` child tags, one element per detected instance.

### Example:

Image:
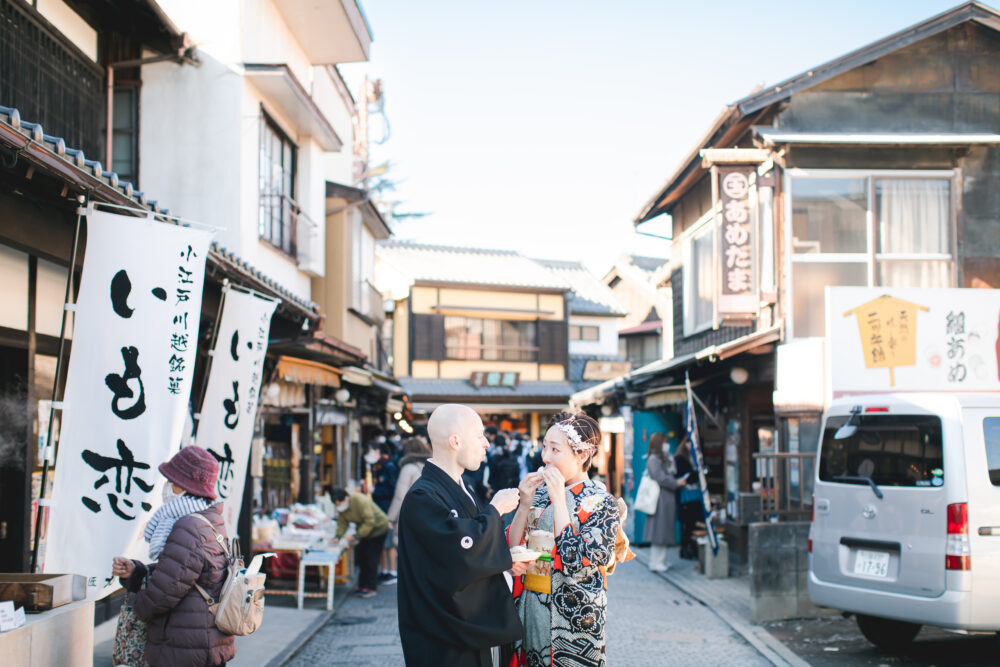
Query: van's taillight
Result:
<box><xmin>864</xmin><ymin>406</ymin><xmax>889</xmax><ymax>413</ymax></box>
<box><xmin>946</xmin><ymin>503</ymin><xmax>970</xmax><ymax>571</ymax></box>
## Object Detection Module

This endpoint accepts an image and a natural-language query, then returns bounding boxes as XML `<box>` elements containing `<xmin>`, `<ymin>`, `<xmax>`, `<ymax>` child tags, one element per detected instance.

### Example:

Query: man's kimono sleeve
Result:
<box><xmin>401</xmin><ymin>487</ymin><xmax>512</xmax><ymax>591</ymax></box>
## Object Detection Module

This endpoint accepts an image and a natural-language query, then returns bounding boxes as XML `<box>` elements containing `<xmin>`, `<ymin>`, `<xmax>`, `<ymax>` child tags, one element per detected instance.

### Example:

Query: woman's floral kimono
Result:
<box><xmin>507</xmin><ymin>479</ymin><xmax>621</xmax><ymax>667</ymax></box>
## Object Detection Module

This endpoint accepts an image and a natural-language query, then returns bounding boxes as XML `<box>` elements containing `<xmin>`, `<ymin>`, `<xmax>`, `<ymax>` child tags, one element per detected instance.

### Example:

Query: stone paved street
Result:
<box><xmin>286</xmin><ymin>560</ymin><xmax>770</xmax><ymax>666</ymax></box>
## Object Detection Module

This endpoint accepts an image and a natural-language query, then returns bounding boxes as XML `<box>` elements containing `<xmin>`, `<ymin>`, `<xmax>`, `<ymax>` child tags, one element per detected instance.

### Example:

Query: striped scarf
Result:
<box><xmin>144</xmin><ymin>495</ymin><xmax>211</xmax><ymax>560</ymax></box>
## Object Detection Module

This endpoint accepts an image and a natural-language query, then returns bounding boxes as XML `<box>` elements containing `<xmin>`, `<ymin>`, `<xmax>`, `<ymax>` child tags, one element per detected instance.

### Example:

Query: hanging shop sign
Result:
<box><xmin>44</xmin><ymin>208</ymin><xmax>211</xmax><ymax>597</ymax></box>
<box><xmin>716</xmin><ymin>166</ymin><xmax>757</xmax><ymax>320</ymax></box>
<box><xmin>194</xmin><ymin>287</ymin><xmax>277</xmax><ymax>537</ymax></box>
<box><xmin>826</xmin><ymin>287</ymin><xmax>1000</xmax><ymax>397</ymax></box>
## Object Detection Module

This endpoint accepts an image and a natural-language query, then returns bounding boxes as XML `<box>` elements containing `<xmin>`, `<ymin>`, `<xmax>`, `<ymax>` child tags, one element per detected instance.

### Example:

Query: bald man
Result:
<box><xmin>397</xmin><ymin>404</ymin><xmax>524</xmax><ymax>667</ymax></box>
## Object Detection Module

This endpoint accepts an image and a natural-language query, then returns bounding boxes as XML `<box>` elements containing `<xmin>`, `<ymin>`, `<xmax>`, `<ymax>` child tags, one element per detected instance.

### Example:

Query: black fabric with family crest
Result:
<box><xmin>396</xmin><ymin>461</ymin><xmax>522</xmax><ymax>666</ymax></box>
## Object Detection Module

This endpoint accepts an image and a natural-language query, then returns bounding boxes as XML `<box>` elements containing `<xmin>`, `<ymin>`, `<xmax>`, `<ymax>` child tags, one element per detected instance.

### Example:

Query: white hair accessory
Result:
<box><xmin>556</xmin><ymin>420</ymin><xmax>595</xmax><ymax>454</ymax></box>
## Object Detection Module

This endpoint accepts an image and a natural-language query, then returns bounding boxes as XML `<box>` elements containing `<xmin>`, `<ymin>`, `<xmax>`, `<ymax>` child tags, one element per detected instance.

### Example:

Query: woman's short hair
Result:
<box><xmin>547</xmin><ymin>410</ymin><xmax>602</xmax><ymax>469</ymax></box>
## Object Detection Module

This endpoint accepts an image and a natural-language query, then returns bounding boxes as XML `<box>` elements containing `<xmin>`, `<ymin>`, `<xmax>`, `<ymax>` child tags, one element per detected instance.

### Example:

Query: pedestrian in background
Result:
<box><xmin>643</xmin><ymin>432</ymin><xmax>685</xmax><ymax>572</ymax></box>
<box><xmin>386</xmin><ymin>436</ymin><xmax>432</xmax><ymax>583</ymax></box>
<box><xmin>372</xmin><ymin>442</ymin><xmax>400</xmax><ymax>584</ymax></box>
<box><xmin>111</xmin><ymin>446</ymin><xmax>234</xmax><ymax>667</ymax></box>
<box><xmin>331</xmin><ymin>487</ymin><xmax>389</xmax><ymax>598</ymax></box>
<box><xmin>674</xmin><ymin>438</ymin><xmax>701</xmax><ymax>560</ymax></box>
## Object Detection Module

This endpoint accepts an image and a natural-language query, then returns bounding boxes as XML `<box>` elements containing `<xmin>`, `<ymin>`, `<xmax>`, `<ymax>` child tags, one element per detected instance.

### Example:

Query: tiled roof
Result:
<box><xmin>399</xmin><ymin>377</ymin><xmax>575</xmax><ymax>400</ymax></box>
<box><xmin>629</xmin><ymin>255</ymin><xmax>669</xmax><ymax>273</ymax></box>
<box><xmin>0</xmin><ymin>105</ymin><xmax>320</xmax><ymax>318</ymax></box>
<box><xmin>377</xmin><ymin>240</ymin><xmax>570</xmax><ymax>291</ymax></box>
<box><xmin>532</xmin><ymin>258</ymin><xmax>626</xmax><ymax>316</ymax></box>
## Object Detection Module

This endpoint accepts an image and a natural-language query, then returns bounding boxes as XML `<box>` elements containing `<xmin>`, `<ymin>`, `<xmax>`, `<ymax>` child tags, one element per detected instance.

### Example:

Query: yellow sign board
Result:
<box><xmin>843</xmin><ymin>295</ymin><xmax>929</xmax><ymax>386</ymax></box>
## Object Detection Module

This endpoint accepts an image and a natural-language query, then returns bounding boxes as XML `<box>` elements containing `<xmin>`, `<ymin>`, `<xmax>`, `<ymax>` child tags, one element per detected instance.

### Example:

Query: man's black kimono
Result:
<box><xmin>397</xmin><ymin>461</ymin><xmax>522</xmax><ymax>666</ymax></box>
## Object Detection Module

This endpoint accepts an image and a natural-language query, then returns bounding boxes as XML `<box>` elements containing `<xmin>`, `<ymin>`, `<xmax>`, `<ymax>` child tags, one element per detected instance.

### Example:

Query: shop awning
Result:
<box><xmin>275</xmin><ymin>356</ymin><xmax>341</xmax><ymax>387</ymax></box>
<box><xmin>693</xmin><ymin>325</ymin><xmax>782</xmax><ymax>362</ymax></box>
<box><xmin>643</xmin><ymin>386</ymin><xmax>687</xmax><ymax>408</ymax></box>
<box><xmin>340</xmin><ymin>366</ymin><xmax>373</xmax><ymax>387</ymax></box>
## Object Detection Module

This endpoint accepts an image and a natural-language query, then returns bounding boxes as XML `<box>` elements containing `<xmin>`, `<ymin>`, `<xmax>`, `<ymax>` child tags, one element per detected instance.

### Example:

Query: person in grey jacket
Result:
<box><xmin>112</xmin><ymin>446</ymin><xmax>234</xmax><ymax>667</ymax></box>
<box><xmin>643</xmin><ymin>432</ymin><xmax>688</xmax><ymax>572</ymax></box>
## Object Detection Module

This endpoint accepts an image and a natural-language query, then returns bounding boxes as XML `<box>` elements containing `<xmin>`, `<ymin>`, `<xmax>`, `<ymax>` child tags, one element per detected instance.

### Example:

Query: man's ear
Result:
<box><xmin>448</xmin><ymin>434</ymin><xmax>461</xmax><ymax>451</ymax></box>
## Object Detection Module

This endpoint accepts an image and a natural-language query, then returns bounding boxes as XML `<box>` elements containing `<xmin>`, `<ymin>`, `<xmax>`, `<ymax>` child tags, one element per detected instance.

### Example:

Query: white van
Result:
<box><xmin>809</xmin><ymin>392</ymin><xmax>1000</xmax><ymax>649</ymax></box>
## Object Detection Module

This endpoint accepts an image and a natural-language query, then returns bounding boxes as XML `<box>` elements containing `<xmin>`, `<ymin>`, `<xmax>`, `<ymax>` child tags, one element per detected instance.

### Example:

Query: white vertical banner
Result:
<box><xmin>44</xmin><ymin>209</ymin><xmax>211</xmax><ymax>597</ymax></box>
<box><xmin>194</xmin><ymin>287</ymin><xmax>277</xmax><ymax>538</ymax></box>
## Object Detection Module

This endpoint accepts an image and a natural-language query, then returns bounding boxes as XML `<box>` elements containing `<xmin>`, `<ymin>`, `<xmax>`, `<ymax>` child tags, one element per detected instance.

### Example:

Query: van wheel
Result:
<box><xmin>856</xmin><ymin>614</ymin><xmax>921</xmax><ymax>651</ymax></box>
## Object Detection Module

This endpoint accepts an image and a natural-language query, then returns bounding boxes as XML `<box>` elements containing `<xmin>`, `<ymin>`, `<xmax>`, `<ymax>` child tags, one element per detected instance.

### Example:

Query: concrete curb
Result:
<box><xmin>265</xmin><ymin>581</ymin><xmax>357</xmax><ymax>667</ymax></box>
<box><xmin>633</xmin><ymin>550</ymin><xmax>811</xmax><ymax>667</ymax></box>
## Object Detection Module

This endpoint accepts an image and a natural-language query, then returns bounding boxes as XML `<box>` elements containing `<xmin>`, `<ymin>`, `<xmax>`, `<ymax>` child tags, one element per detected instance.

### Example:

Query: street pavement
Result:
<box><xmin>285</xmin><ymin>559</ymin><xmax>770</xmax><ymax>666</ymax></box>
<box><xmin>766</xmin><ymin>614</ymin><xmax>1000</xmax><ymax>665</ymax></box>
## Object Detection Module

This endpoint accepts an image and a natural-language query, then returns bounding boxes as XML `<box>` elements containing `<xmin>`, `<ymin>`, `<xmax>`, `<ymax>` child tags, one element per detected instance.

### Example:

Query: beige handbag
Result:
<box><xmin>192</xmin><ymin>514</ymin><xmax>267</xmax><ymax>636</ymax></box>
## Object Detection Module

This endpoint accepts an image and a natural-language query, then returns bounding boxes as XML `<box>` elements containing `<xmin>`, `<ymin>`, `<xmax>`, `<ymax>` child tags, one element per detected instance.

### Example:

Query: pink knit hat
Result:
<box><xmin>158</xmin><ymin>446</ymin><xmax>220</xmax><ymax>499</ymax></box>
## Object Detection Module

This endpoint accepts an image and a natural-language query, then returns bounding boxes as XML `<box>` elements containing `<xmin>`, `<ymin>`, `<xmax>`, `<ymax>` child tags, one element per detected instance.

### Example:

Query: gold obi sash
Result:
<box><xmin>522</xmin><ymin>573</ymin><xmax>551</xmax><ymax>594</ymax></box>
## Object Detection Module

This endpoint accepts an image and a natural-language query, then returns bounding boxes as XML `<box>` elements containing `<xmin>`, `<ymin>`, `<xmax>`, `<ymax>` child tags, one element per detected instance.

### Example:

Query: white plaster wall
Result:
<box><xmin>568</xmin><ymin>315</ymin><xmax>620</xmax><ymax>357</ymax></box>
<box><xmin>241</xmin><ymin>0</ymin><xmax>313</xmax><ymax>86</ymax></box>
<box><xmin>154</xmin><ymin>0</ymin><xmax>242</xmax><ymax>65</ymax></box>
<box><xmin>314</xmin><ymin>67</ymin><xmax>356</xmax><ymax>184</ymax></box>
<box><xmin>139</xmin><ymin>56</ymin><xmax>243</xmax><ymax>245</ymax></box>
<box><xmin>36</xmin><ymin>0</ymin><xmax>97</xmax><ymax>61</ymax></box>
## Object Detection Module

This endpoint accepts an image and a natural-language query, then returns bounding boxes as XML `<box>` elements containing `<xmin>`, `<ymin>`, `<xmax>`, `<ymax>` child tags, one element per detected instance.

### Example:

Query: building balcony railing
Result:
<box><xmin>258</xmin><ymin>193</ymin><xmax>323</xmax><ymax>276</ymax></box>
<box><xmin>1</xmin><ymin>0</ymin><xmax>105</xmax><ymax>161</ymax></box>
<box><xmin>351</xmin><ymin>279</ymin><xmax>384</xmax><ymax>326</ymax></box>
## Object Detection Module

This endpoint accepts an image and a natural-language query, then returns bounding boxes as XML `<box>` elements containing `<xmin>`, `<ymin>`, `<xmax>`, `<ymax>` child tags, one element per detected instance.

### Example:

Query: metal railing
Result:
<box><xmin>752</xmin><ymin>452</ymin><xmax>816</xmax><ymax>521</ymax></box>
<box><xmin>258</xmin><ymin>193</ymin><xmax>321</xmax><ymax>273</ymax></box>
<box><xmin>1</xmin><ymin>0</ymin><xmax>105</xmax><ymax>160</ymax></box>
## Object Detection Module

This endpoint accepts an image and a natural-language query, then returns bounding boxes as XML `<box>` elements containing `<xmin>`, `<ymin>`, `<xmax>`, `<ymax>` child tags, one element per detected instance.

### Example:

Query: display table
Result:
<box><xmin>0</xmin><ymin>598</ymin><xmax>95</xmax><ymax>667</ymax></box>
<box><xmin>298</xmin><ymin>545</ymin><xmax>347</xmax><ymax>610</ymax></box>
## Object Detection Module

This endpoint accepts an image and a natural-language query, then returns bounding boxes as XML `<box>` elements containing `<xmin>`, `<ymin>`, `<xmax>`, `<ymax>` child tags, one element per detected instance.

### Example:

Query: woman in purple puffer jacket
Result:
<box><xmin>111</xmin><ymin>446</ymin><xmax>235</xmax><ymax>667</ymax></box>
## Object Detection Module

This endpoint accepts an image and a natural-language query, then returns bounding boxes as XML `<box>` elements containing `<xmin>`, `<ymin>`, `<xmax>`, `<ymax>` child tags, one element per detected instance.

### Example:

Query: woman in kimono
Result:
<box><xmin>507</xmin><ymin>411</ymin><xmax>622</xmax><ymax>667</ymax></box>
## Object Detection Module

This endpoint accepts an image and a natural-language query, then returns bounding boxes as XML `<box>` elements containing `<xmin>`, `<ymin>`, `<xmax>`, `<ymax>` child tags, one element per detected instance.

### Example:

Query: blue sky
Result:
<box><xmin>342</xmin><ymin>1</ymin><xmax>973</xmax><ymax>275</ymax></box>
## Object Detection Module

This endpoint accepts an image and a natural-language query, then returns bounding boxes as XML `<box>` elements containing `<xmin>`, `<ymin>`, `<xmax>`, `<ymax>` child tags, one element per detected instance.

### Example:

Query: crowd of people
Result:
<box><xmin>105</xmin><ymin>409</ymin><xmax>699</xmax><ymax>667</ymax></box>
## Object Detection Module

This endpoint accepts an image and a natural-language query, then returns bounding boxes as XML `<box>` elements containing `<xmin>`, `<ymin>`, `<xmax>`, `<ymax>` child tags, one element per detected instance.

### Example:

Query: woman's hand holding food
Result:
<box><xmin>542</xmin><ymin>466</ymin><xmax>566</xmax><ymax>504</ymax></box>
<box><xmin>518</xmin><ymin>472</ymin><xmax>544</xmax><ymax>506</ymax></box>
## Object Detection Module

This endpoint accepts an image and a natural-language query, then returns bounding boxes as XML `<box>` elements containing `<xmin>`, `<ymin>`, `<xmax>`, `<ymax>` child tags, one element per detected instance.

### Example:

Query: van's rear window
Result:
<box><xmin>983</xmin><ymin>418</ymin><xmax>1000</xmax><ymax>486</ymax></box>
<box><xmin>819</xmin><ymin>415</ymin><xmax>943</xmax><ymax>488</ymax></box>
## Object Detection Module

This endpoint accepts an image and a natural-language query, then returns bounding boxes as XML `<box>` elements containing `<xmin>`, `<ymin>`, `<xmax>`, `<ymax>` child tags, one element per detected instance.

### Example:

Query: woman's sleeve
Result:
<box><xmin>554</xmin><ymin>494</ymin><xmax>621</xmax><ymax>575</ymax></box>
<box><xmin>133</xmin><ymin>521</ymin><xmax>204</xmax><ymax>621</ymax></box>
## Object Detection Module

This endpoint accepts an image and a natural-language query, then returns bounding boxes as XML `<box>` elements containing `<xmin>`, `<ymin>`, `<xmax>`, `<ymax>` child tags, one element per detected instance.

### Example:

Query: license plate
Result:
<box><xmin>853</xmin><ymin>549</ymin><xmax>890</xmax><ymax>578</ymax></box>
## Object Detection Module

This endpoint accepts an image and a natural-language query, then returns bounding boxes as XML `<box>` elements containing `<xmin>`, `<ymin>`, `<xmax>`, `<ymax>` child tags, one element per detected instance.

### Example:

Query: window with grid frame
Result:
<box><xmin>258</xmin><ymin>112</ymin><xmax>297</xmax><ymax>255</ymax></box>
<box><xmin>788</xmin><ymin>172</ymin><xmax>954</xmax><ymax>338</ymax></box>
<box><xmin>444</xmin><ymin>317</ymin><xmax>538</xmax><ymax>361</ymax></box>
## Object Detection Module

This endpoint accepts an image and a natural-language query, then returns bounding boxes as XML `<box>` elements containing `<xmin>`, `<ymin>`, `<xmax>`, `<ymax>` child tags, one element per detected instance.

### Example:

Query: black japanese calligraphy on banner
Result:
<box><xmin>717</xmin><ymin>167</ymin><xmax>757</xmax><ymax>318</ymax></box>
<box><xmin>44</xmin><ymin>209</ymin><xmax>211</xmax><ymax>598</ymax></box>
<box><xmin>194</xmin><ymin>287</ymin><xmax>277</xmax><ymax>536</ymax></box>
